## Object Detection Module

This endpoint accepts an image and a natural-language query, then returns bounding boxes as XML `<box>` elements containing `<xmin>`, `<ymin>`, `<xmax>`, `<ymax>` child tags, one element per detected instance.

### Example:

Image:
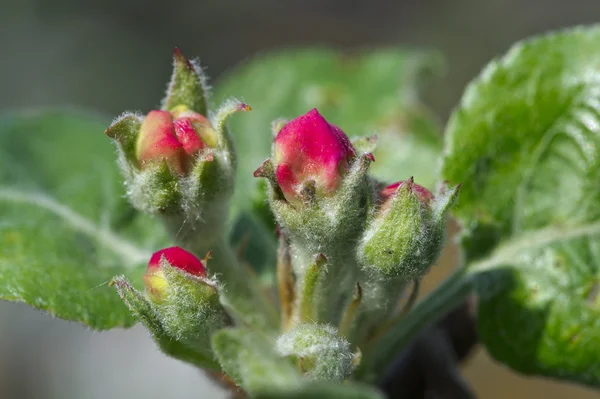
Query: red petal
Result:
<box><xmin>173</xmin><ymin>118</ymin><xmax>205</xmax><ymax>155</ymax></box>
<box><xmin>273</xmin><ymin>109</ymin><xmax>356</xmax><ymax>203</ymax></box>
<box><xmin>148</xmin><ymin>246</ymin><xmax>206</xmax><ymax>277</ymax></box>
<box><xmin>137</xmin><ymin>110</ymin><xmax>187</xmax><ymax>174</ymax></box>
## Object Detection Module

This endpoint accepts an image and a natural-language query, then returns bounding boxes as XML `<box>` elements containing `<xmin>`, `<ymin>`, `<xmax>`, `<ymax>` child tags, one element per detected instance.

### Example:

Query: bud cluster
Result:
<box><xmin>106</xmin><ymin>50</ymin><xmax>460</xmax><ymax>394</ymax></box>
<box><xmin>255</xmin><ymin>108</ymin><xmax>459</xmax><ymax>345</ymax></box>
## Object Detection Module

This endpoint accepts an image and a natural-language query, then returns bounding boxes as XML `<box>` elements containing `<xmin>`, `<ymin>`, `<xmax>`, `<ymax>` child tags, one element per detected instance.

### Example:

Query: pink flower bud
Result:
<box><xmin>273</xmin><ymin>109</ymin><xmax>356</xmax><ymax>205</ymax></box>
<box><xmin>380</xmin><ymin>179</ymin><xmax>433</xmax><ymax>206</ymax></box>
<box><xmin>136</xmin><ymin>110</ymin><xmax>214</xmax><ymax>175</ymax></box>
<box><xmin>144</xmin><ymin>246</ymin><xmax>206</xmax><ymax>302</ymax></box>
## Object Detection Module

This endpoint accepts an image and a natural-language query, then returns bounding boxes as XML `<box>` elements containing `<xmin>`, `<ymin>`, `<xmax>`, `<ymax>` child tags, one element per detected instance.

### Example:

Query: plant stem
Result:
<box><xmin>357</xmin><ymin>267</ymin><xmax>473</xmax><ymax>381</ymax></box>
<box><xmin>277</xmin><ymin>234</ymin><xmax>295</xmax><ymax>331</ymax></box>
<box><xmin>211</xmin><ymin>237</ymin><xmax>281</xmax><ymax>330</ymax></box>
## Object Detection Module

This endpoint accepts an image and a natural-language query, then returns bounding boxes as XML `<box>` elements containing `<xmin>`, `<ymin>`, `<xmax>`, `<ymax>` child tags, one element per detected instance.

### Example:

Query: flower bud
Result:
<box><xmin>357</xmin><ymin>178</ymin><xmax>460</xmax><ymax>280</ymax></box>
<box><xmin>256</xmin><ymin>109</ymin><xmax>372</xmax><ymax>251</ymax></box>
<box><xmin>105</xmin><ymin>49</ymin><xmax>249</xmax><ymax>221</ymax></box>
<box><xmin>112</xmin><ymin>246</ymin><xmax>230</xmax><ymax>370</ymax></box>
<box><xmin>256</xmin><ymin>110</ymin><xmax>373</xmax><ymax>327</ymax></box>
<box><xmin>144</xmin><ymin>246</ymin><xmax>207</xmax><ymax>303</ymax></box>
<box><xmin>273</xmin><ymin>108</ymin><xmax>356</xmax><ymax>207</ymax></box>
<box><xmin>141</xmin><ymin>247</ymin><xmax>224</xmax><ymax>328</ymax></box>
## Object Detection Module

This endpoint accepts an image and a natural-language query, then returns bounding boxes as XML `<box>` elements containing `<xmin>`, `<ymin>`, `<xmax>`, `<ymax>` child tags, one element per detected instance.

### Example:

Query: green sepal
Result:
<box><xmin>104</xmin><ymin>112</ymin><xmax>143</xmax><ymax>169</ymax></box>
<box><xmin>212</xmin><ymin>328</ymin><xmax>302</xmax><ymax>394</ymax></box>
<box><xmin>352</xmin><ymin>135</ymin><xmax>378</xmax><ymax>155</ymax></box>
<box><xmin>185</xmin><ymin>150</ymin><xmax>224</xmax><ymax>204</ymax></box>
<box><xmin>128</xmin><ymin>161</ymin><xmax>182</xmax><ymax>215</ymax></box>
<box><xmin>254</xmin><ymin>382</ymin><xmax>384</xmax><ymax>399</ymax></box>
<box><xmin>112</xmin><ymin>276</ymin><xmax>163</xmax><ymax>331</ymax></box>
<box><xmin>162</xmin><ymin>48</ymin><xmax>209</xmax><ymax>115</ymax></box>
<box><xmin>127</xmin><ymin>149</ymin><xmax>233</xmax><ymax>239</ymax></box>
<box><xmin>210</xmin><ymin>98</ymin><xmax>252</xmax><ymax>157</ymax></box>
<box><xmin>275</xmin><ymin>324</ymin><xmax>355</xmax><ymax>382</ymax></box>
<box><xmin>267</xmin><ymin>153</ymin><xmax>373</xmax><ymax>254</ymax></box>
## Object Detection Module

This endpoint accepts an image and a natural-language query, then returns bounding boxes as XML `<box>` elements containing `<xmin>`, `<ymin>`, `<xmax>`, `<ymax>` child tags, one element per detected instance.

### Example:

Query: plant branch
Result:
<box><xmin>357</xmin><ymin>268</ymin><xmax>473</xmax><ymax>381</ymax></box>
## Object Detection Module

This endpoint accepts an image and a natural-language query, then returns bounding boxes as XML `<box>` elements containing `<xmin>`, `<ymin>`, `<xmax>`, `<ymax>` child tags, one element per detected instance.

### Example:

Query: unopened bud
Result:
<box><xmin>105</xmin><ymin>49</ymin><xmax>249</xmax><ymax>220</ymax></box>
<box><xmin>357</xmin><ymin>179</ymin><xmax>460</xmax><ymax>279</ymax></box>
<box><xmin>273</xmin><ymin>109</ymin><xmax>356</xmax><ymax>207</ymax></box>
<box><xmin>144</xmin><ymin>246</ymin><xmax>207</xmax><ymax>303</ymax></box>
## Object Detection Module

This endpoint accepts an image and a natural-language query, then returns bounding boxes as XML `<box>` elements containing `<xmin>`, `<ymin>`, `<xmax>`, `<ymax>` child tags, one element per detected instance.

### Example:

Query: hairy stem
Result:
<box><xmin>357</xmin><ymin>268</ymin><xmax>473</xmax><ymax>381</ymax></box>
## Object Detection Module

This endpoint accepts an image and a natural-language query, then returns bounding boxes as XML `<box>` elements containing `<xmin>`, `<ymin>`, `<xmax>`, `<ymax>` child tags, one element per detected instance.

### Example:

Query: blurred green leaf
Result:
<box><xmin>212</xmin><ymin>328</ymin><xmax>301</xmax><ymax>394</ymax></box>
<box><xmin>0</xmin><ymin>110</ymin><xmax>168</xmax><ymax>329</ymax></box>
<box><xmin>214</xmin><ymin>48</ymin><xmax>443</xmax><ymax>280</ymax></box>
<box><xmin>442</xmin><ymin>26</ymin><xmax>600</xmax><ymax>385</ymax></box>
<box><xmin>255</xmin><ymin>382</ymin><xmax>384</xmax><ymax>399</ymax></box>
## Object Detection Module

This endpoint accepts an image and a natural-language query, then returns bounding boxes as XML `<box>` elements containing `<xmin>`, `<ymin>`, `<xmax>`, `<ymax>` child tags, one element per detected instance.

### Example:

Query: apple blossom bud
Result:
<box><xmin>105</xmin><ymin>49</ymin><xmax>249</xmax><ymax>221</ymax></box>
<box><xmin>112</xmin><ymin>246</ymin><xmax>230</xmax><ymax>370</ymax></box>
<box><xmin>358</xmin><ymin>179</ymin><xmax>459</xmax><ymax>280</ymax></box>
<box><xmin>273</xmin><ymin>108</ymin><xmax>356</xmax><ymax>207</ymax></box>
<box><xmin>255</xmin><ymin>110</ymin><xmax>373</xmax><ymax>328</ymax></box>
<box><xmin>141</xmin><ymin>245</ymin><xmax>231</xmax><ymax>339</ymax></box>
<box><xmin>144</xmin><ymin>246</ymin><xmax>207</xmax><ymax>303</ymax></box>
<box><xmin>256</xmin><ymin>109</ymin><xmax>372</xmax><ymax>252</ymax></box>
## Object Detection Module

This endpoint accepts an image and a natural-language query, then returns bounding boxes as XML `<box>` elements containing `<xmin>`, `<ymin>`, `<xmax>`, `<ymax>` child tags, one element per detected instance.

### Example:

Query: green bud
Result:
<box><xmin>357</xmin><ymin>179</ymin><xmax>460</xmax><ymax>279</ymax></box>
<box><xmin>275</xmin><ymin>324</ymin><xmax>355</xmax><ymax>382</ymax></box>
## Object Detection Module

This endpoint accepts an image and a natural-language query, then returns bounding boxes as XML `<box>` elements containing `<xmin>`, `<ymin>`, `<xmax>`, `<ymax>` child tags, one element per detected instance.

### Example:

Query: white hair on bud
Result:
<box><xmin>275</xmin><ymin>323</ymin><xmax>354</xmax><ymax>382</ymax></box>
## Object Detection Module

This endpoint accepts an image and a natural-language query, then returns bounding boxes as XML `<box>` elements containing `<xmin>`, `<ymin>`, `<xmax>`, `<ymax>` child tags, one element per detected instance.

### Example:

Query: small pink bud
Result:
<box><xmin>380</xmin><ymin>179</ymin><xmax>433</xmax><ymax>206</ymax></box>
<box><xmin>273</xmin><ymin>109</ymin><xmax>356</xmax><ymax>205</ymax></box>
<box><xmin>144</xmin><ymin>246</ymin><xmax>207</xmax><ymax>302</ymax></box>
<box><xmin>136</xmin><ymin>110</ymin><xmax>214</xmax><ymax>175</ymax></box>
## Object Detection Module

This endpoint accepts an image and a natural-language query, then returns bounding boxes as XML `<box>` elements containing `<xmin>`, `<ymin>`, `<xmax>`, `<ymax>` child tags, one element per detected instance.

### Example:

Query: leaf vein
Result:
<box><xmin>0</xmin><ymin>188</ymin><xmax>150</xmax><ymax>266</ymax></box>
<box><xmin>470</xmin><ymin>220</ymin><xmax>600</xmax><ymax>274</ymax></box>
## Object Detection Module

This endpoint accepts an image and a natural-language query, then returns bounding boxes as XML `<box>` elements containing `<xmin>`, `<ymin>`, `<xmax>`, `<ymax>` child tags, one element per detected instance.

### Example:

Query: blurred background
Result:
<box><xmin>1</xmin><ymin>0</ymin><xmax>600</xmax><ymax>398</ymax></box>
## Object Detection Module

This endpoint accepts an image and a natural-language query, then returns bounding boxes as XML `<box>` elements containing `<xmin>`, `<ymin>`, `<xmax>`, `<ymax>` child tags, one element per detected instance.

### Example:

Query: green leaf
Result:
<box><xmin>254</xmin><ymin>382</ymin><xmax>384</xmax><ymax>399</ymax></box>
<box><xmin>441</xmin><ymin>26</ymin><xmax>600</xmax><ymax>386</ymax></box>
<box><xmin>214</xmin><ymin>48</ymin><xmax>443</xmax><ymax>279</ymax></box>
<box><xmin>211</xmin><ymin>328</ymin><xmax>301</xmax><ymax>394</ymax></box>
<box><xmin>0</xmin><ymin>109</ymin><xmax>168</xmax><ymax>329</ymax></box>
